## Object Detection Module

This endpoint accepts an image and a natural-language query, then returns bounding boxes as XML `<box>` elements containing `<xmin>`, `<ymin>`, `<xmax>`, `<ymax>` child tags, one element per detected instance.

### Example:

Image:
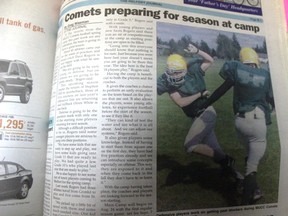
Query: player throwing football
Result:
<box><xmin>157</xmin><ymin>44</ymin><xmax>235</xmax><ymax>174</ymax></box>
<box><xmin>198</xmin><ymin>47</ymin><xmax>275</xmax><ymax>205</ymax></box>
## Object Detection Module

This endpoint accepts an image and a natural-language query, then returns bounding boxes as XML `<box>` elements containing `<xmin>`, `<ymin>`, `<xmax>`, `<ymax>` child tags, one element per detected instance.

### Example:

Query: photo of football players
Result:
<box><xmin>157</xmin><ymin>44</ymin><xmax>236</xmax><ymax>175</ymax></box>
<box><xmin>198</xmin><ymin>47</ymin><xmax>275</xmax><ymax>205</ymax></box>
<box><xmin>156</xmin><ymin>22</ymin><xmax>280</xmax><ymax>211</ymax></box>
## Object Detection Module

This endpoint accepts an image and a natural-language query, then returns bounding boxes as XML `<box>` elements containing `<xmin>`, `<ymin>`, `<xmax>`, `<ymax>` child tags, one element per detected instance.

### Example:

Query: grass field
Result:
<box><xmin>156</xmin><ymin>56</ymin><xmax>281</xmax><ymax>211</ymax></box>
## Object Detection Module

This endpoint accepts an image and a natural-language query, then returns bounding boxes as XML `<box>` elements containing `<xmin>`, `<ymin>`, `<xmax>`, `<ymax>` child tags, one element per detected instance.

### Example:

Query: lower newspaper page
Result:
<box><xmin>0</xmin><ymin>0</ymin><xmax>60</xmax><ymax>215</ymax></box>
<box><xmin>44</xmin><ymin>0</ymin><xmax>288</xmax><ymax>215</ymax></box>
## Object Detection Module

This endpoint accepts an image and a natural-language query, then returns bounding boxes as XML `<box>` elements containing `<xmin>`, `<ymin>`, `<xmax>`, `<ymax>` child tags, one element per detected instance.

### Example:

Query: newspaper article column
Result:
<box><xmin>99</xmin><ymin>16</ymin><xmax>156</xmax><ymax>215</ymax></box>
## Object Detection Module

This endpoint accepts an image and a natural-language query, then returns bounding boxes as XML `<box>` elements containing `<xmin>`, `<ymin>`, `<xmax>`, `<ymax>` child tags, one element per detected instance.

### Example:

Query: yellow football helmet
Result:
<box><xmin>239</xmin><ymin>47</ymin><xmax>260</xmax><ymax>68</ymax></box>
<box><xmin>165</xmin><ymin>54</ymin><xmax>187</xmax><ymax>86</ymax></box>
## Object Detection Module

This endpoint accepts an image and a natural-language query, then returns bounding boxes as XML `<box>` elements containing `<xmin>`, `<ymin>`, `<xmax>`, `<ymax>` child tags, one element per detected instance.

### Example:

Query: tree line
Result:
<box><xmin>157</xmin><ymin>33</ymin><xmax>267</xmax><ymax>60</ymax></box>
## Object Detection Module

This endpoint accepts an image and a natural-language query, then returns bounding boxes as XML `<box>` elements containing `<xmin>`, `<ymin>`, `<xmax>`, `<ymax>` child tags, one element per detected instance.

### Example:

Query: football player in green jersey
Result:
<box><xmin>198</xmin><ymin>47</ymin><xmax>275</xmax><ymax>205</ymax></box>
<box><xmin>157</xmin><ymin>44</ymin><xmax>236</xmax><ymax>175</ymax></box>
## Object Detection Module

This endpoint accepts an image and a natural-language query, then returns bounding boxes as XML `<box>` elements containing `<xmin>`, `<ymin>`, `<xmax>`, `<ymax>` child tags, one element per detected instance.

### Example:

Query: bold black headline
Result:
<box><xmin>64</xmin><ymin>7</ymin><xmax>260</xmax><ymax>33</ymax></box>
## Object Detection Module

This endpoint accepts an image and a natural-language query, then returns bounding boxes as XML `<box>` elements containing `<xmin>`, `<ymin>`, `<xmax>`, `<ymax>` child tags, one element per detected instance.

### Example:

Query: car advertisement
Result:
<box><xmin>0</xmin><ymin>0</ymin><xmax>59</xmax><ymax>215</ymax></box>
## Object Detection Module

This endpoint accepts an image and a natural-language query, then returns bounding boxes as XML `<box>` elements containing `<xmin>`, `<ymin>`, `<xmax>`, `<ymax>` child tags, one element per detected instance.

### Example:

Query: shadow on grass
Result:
<box><xmin>157</xmin><ymin>154</ymin><xmax>242</xmax><ymax>207</ymax></box>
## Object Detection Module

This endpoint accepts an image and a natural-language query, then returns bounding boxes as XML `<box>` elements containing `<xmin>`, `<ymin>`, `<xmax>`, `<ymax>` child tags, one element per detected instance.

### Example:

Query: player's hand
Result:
<box><xmin>184</xmin><ymin>44</ymin><xmax>199</xmax><ymax>54</ymax></box>
<box><xmin>201</xmin><ymin>90</ymin><xmax>210</xmax><ymax>98</ymax></box>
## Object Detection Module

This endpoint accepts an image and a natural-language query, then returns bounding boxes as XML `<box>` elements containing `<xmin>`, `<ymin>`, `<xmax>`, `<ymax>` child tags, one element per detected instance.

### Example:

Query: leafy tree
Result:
<box><xmin>216</xmin><ymin>33</ymin><xmax>242</xmax><ymax>59</ymax></box>
<box><xmin>178</xmin><ymin>35</ymin><xmax>193</xmax><ymax>48</ymax></box>
<box><xmin>199</xmin><ymin>40</ymin><xmax>211</xmax><ymax>55</ymax></box>
<box><xmin>216</xmin><ymin>34</ymin><xmax>233</xmax><ymax>59</ymax></box>
<box><xmin>169</xmin><ymin>39</ymin><xmax>178</xmax><ymax>54</ymax></box>
<box><xmin>231</xmin><ymin>33</ymin><xmax>241</xmax><ymax>60</ymax></box>
<box><xmin>157</xmin><ymin>37</ymin><xmax>163</xmax><ymax>45</ymax></box>
<box><xmin>253</xmin><ymin>39</ymin><xmax>267</xmax><ymax>54</ymax></box>
<box><xmin>261</xmin><ymin>40</ymin><xmax>267</xmax><ymax>53</ymax></box>
<box><xmin>211</xmin><ymin>48</ymin><xmax>217</xmax><ymax>58</ymax></box>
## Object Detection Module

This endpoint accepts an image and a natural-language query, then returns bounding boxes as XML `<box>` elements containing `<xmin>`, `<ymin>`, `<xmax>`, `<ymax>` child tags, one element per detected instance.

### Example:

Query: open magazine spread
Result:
<box><xmin>1</xmin><ymin>0</ymin><xmax>288</xmax><ymax>215</ymax></box>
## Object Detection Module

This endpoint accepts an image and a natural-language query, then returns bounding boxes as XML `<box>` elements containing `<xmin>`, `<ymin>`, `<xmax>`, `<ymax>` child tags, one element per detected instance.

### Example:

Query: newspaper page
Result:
<box><xmin>0</xmin><ymin>0</ymin><xmax>60</xmax><ymax>216</ymax></box>
<box><xmin>44</xmin><ymin>0</ymin><xmax>288</xmax><ymax>216</ymax></box>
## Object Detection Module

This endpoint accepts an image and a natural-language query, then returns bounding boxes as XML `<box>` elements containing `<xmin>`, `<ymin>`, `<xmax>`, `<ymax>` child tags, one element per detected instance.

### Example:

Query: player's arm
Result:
<box><xmin>169</xmin><ymin>90</ymin><xmax>209</xmax><ymax>108</ymax></box>
<box><xmin>184</xmin><ymin>44</ymin><xmax>214</xmax><ymax>72</ymax></box>
<box><xmin>200</xmin><ymin>78</ymin><xmax>234</xmax><ymax>109</ymax></box>
<box><xmin>198</xmin><ymin>49</ymin><xmax>214</xmax><ymax>72</ymax></box>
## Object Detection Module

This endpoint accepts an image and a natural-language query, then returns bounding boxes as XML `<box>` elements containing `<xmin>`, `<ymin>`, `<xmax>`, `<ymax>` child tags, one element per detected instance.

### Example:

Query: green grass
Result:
<box><xmin>157</xmin><ymin>56</ymin><xmax>281</xmax><ymax>211</ymax></box>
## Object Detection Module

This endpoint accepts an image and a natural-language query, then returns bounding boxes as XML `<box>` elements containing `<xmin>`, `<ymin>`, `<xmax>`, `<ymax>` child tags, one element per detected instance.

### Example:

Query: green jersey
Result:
<box><xmin>220</xmin><ymin>60</ymin><xmax>273</xmax><ymax>123</ymax></box>
<box><xmin>157</xmin><ymin>58</ymin><xmax>206</xmax><ymax>96</ymax></box>
<box><xmin>157</xmin><ymin>57</ymin><xmax>207</xmax><ymax>117</ymax></box>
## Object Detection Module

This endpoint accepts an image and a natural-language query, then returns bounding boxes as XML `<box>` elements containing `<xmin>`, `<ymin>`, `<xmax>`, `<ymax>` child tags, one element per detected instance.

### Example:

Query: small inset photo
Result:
<box><xmin>0</xmin><ymin>59</ymin><xmax>33</xmax><ymax>104</ymax></box>
<box><xmin>0</xmin><ymin>160</ymin><xmax>33</xmax><ymax>200</ymax></box>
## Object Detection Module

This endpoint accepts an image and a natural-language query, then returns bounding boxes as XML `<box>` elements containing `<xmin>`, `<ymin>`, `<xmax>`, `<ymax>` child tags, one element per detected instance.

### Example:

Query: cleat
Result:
<box><xmin>252</xmin><ymin>187</ymin><xmax>263</xmax><ymax>202</ymax></box>
<box><xmin>236</xmin><ymin>178</ymin><xmax>244</xmax><ymax>195</ymax></box>
<box><xmin>241</xmin><ymin>172</ymin><xmax>258</xmax><ymax>205</ymax></box>
<box><xmin>225</xmin><ymin>155</ymin><xmax>236</xmax><ymax>168</ymax></box>
<box><xmin>235</xmin><ymin>170</ymin><xmax>244</xmax><ymax>180</ymax></box>
<box><xmin>219</xmin><ymin>155</ymin><xmax>235</xmax><ymax>169</ymax></box>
